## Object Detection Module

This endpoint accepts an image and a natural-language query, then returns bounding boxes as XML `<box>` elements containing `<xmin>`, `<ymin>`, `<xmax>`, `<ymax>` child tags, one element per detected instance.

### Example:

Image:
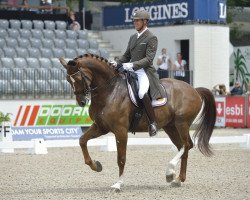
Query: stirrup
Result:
<box><xmin>149</xmin><ymin>122</ymin><xmax>157</xmax><ymax>137</ymax></box>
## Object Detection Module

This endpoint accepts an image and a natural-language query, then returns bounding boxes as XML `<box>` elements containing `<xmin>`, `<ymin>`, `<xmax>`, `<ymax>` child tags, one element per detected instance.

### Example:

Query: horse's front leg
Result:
<box><xmin>111</xmin><ymin>129</ymin><xmax>128</xmax><ymax>191</ymax></box>
<box><xmin>79</xmin><ymin>123</ymin><xmax>108</xmax><ymax>172</ymax></box>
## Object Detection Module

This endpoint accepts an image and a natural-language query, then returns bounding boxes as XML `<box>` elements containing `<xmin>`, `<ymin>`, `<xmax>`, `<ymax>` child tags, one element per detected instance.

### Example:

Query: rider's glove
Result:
<box><xmin>109</xmin><ymin>60</ymin><xmax>117</xmax><ymax>67</ymax></box>
<box><xmin>122</xmin><ymin>63</ymin><xmax>134</xmax><ymax>71</ymax></box>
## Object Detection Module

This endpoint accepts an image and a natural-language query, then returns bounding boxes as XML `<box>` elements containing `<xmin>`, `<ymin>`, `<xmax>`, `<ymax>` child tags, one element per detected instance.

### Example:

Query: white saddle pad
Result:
<box><xmin>127</xmin><ymin>81</ymin><xmax>167</xmax><ymax>107</ymax></box>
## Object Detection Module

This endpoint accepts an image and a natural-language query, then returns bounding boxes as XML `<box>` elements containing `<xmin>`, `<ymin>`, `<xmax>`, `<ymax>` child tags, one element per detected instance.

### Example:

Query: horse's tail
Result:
<box><xmin>194</xmin><ymin>87</ymin><xmax>216</xmax><ymax>156</ymax></box>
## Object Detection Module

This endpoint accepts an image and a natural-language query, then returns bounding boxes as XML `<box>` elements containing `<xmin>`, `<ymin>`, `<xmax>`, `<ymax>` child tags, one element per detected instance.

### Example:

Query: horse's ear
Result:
<box><xmin>59</xmin><ymin>57</ymin><xmax>68</xmax><ymax>69</ymax></box>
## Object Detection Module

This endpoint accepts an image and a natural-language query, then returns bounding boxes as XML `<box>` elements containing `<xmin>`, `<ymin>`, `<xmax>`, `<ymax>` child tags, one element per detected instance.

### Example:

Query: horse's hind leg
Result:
<box><xmin>79</xmin><ymin>123</ymin><xmax>108</xmax><ymax>172</ymax></box>
<box><xmin>171</xmin><ymin>122</ymin><xmax>193</xmax><ymax>187</ymax></box>
<box><xmin>163</xmin><ymin>123</ymin><xmax>182</xmax><ymax>150</ymax></box>
<box><xmin>163</xmin><ymin>124</ymin><xmax>183</xmax><ymax>183</ymax></box>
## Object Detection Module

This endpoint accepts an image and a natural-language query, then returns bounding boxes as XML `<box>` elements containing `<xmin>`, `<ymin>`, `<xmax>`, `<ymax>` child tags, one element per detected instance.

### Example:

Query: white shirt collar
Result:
<box><xmin>137</xmin><ymin>27</ymin><xmax>148</xmax><ymax>38</ymax></box>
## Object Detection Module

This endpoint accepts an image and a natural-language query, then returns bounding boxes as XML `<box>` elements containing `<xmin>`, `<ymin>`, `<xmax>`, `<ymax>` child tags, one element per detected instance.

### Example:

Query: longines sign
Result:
<box><xmin>103</xmin><ymin>0</ymin><xmax>227</xmax><ymax>29</ymax></box>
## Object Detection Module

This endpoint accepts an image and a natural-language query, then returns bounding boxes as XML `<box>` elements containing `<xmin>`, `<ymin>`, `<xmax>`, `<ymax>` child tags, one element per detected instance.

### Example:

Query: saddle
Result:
<box><xmin>126</xmin><ymin>71</ymin><xmax>167</xmax><ymax>134</ymax></box>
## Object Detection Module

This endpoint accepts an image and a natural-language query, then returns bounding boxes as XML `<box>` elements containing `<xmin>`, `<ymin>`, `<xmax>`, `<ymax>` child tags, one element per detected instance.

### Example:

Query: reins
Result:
<box><xmin>85</xmin><ymin>74</ymin><xmax>118</xmax><ymax>98</ymax></box>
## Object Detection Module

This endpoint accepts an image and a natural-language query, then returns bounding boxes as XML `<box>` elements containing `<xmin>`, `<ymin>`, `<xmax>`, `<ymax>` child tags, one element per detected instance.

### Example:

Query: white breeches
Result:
<box><xmin>135</xmin><ymin>68</ymin><xmax>149</xmax><ymax>99</ymax></box>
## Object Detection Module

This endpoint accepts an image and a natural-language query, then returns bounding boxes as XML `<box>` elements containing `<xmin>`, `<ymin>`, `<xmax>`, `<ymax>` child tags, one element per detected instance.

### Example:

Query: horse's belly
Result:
<box><xmin>134</xmin><ymin>106</ymin><xmax>172</xmax><ymax>132</ymax></box>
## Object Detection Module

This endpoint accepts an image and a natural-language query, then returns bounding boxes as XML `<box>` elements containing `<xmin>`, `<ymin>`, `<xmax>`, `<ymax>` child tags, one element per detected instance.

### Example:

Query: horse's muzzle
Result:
<box><xmin>78</xmin><ymin>100</ymin><xmax>86</xmax><ymax>107</ymax></box>
<box><xmin>76</xmin><ymin>95</ymin><xmax>87</xmax><ymax>107</ymax></box>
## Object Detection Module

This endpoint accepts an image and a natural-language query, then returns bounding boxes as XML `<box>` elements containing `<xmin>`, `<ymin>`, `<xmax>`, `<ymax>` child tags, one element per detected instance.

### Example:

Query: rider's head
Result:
<box><xmin>132</xmin><ymin>10</ymin><xmax>150</xmax><ymax>32</ymax></box>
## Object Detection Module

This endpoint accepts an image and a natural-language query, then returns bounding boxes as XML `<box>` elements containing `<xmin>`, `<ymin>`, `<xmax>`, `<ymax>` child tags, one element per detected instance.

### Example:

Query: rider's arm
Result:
<box><xmin>115</xmin><ymin>35</ymin><xmax>133</xmax><ymax>64</ymax></box>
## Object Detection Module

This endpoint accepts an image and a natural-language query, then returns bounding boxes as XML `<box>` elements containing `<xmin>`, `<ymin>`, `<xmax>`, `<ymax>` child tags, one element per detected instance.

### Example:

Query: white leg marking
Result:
<box><xmin>111</xmin><ymin>174</ymin><xmax>124</xmax><ymax>191</ymax></box>
<box><xmin>166</xmin><ymin>147</ymin><xmax>184</xmax><ymax>176</ymax></box>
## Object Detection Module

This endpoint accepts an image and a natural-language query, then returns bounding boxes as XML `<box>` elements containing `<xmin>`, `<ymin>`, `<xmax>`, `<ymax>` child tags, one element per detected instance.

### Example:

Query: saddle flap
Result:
<box><xmin>126</xmin><ymin>72</ymin><xmax>167</xmax><ymax>107</ymax></box>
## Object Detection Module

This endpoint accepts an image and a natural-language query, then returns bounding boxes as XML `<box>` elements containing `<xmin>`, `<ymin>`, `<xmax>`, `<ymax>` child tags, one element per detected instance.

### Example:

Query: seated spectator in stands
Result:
<box><xmin>22</xmin><ymin>0</ymin><xmax>28</xmax><ymax>6</ymax></box>
<box><xmin>40</xmin><ymin>0</ymin><xmax>52</xmax><ymax>14</ymax></box>
<box><xmin>230</xmin><ymin>81</ymin><xmax>243</xmax><ymax>96</ymax></box>
<box><xmin>245</xmin><ymin>83</ymin><xmax>250</xmax><ymax>95</ymax></box>
<box><xmin>8</xmin><ymin>0</ymin><xmax>19</xmax><ymax>10</ymax></box>
<box><xmin>212</xmin><ymin>84</ymin><xmax>229</xmax><ymax>96</ymax></box>
<box><xmin>67</xmin><ymin>11</ymin><xmax>81</xmax><ymax>31</ymax></box>
<box><xmin>20</xmin><ymin>0</ymin><xmax>30</xmax><ymax>11</ymax></box>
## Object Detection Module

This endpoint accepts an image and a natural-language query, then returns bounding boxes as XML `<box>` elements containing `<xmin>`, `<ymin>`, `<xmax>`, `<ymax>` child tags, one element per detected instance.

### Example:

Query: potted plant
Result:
<box><xmin>0</xmin><ymin>111</ymin><xmax>12</xmax><ymax>138</ymax></box>
<box><xmin>234</xmin><ymin>48</ymin><xmax>250</xmax><ymax>92</ymax></box>
<box><xmin>0</xmin><ymin>111</ymin><xmax>12</xmax><ymax>125</ymax></box>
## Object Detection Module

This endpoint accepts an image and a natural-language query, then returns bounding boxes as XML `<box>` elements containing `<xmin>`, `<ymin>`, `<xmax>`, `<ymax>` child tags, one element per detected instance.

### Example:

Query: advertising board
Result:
<box><xmin>247</xmin><ymin>95</ymin><xmax>250</xmax><ymax>128</ymax></box>
<box><xmin>0</xmin><ymin>100</ymin><xmax>92</xmax><ymax>140</ymax></box>
<box><xmin>215</xmin><ymin>96</ymin><xmax>226</xmax><ymax>127</ymax></box>
<box><xmin>102</xmin><ymin>0</ymin><xmax>227</xmax><ymax>29</ymax></box>
<box><xmin>225</xmin><ymin>96</ymin><xmax>245</xmax><ymax>128</ymax></box>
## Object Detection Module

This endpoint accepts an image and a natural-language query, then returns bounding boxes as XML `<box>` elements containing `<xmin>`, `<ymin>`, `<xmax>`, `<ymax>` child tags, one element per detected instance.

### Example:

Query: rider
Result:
<box><xmin>111</xmin><ymin>10</ymin><xmax>165</xmax><ymax>136</ymax></box>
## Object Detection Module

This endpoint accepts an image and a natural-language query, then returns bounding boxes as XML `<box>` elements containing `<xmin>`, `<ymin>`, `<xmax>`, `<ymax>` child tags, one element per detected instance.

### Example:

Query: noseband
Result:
<box><xmin>67</xmin><ymin>70</ymin><xmax>91</xmax><ymax>97</ymax></box>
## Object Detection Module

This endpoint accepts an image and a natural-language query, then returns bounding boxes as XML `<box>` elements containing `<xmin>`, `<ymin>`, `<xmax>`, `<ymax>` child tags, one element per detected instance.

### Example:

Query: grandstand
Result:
<box><xmin>0</xmin><ymin>19</ymin><xmax>113</xmax><ymax>100</ymax></box>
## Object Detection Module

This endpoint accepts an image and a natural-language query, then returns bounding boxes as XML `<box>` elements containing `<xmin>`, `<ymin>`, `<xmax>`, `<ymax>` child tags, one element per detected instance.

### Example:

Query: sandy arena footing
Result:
<box><xmin>0</xmin><ymin>128</ymin><xmax>249</xmax><ymax>200</ymax></box>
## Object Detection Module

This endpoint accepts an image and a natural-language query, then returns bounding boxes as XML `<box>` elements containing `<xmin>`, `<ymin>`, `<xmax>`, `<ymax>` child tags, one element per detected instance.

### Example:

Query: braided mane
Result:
<box><xmin>70</xmin><ymin>53</ymin><xmax>115</xmax><ymax>69</ymax></box>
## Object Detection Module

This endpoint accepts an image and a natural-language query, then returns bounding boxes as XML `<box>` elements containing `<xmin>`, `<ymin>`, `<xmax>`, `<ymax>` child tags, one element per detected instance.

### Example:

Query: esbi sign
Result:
<box><xmin>225</xmin><ymin>96</ymin><xmax>245</xmax><ymax>127</ymax></box>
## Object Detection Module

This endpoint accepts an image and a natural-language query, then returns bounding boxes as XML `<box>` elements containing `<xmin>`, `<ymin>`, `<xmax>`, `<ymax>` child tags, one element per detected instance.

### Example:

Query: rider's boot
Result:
<box><xmin>142</xmin><ymin>94</ymin><xmax>157</xmax><ymax>137</ymax></box>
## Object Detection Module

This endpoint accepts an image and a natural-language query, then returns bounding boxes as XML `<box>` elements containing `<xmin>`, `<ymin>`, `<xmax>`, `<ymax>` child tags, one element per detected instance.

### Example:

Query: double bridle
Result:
<box><xmin>67</xmin><ymin>68</ymin><xmax>118</xmax><ymax>99</ymax></box>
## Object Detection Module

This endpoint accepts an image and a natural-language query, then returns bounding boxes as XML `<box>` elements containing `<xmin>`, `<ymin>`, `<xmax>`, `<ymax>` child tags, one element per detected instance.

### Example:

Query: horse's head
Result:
<box><xmin>59</xmin><ymin>57</ymin><xmax>91</xmax><ymax>107</ymax></box>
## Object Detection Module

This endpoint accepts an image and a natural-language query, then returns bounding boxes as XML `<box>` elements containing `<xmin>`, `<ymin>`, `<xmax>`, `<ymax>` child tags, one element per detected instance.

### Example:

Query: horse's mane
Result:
<box><xmin>68</xmin><ymin>53</ymin><xmax>115</xmax><ymax>71</ymax></box>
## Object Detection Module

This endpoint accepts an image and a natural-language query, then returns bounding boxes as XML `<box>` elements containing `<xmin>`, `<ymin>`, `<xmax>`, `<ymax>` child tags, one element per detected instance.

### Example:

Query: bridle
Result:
<box><xmin>67</xmin><ymin>68</ymin><xmax>118</xmax><ymax>100</ymax></box>
<box><xmin>67</xmin><ymin>69</ymin><xmax>92</xmax><ymax>105</ymax></box>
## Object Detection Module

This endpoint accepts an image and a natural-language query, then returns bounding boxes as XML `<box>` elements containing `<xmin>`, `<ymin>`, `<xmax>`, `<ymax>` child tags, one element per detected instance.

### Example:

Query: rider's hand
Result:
<box><xmin>109</xmin><ymin>60</ymin><xmax>117</xmax><ymax>67</ymax></box>
<box><xmin>122</xmin><ymin>63</ymin><xmax>134</xmax><ymax>71</ymax></box>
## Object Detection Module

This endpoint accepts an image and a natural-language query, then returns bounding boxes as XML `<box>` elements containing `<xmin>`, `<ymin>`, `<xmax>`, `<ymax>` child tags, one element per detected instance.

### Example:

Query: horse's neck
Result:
<box><xmin>86</xmin><ymin>62</ymin><xmax>117</xmax><ymax>98</ymax></box>
<box><xmin>82</xmin><ymin>60</ymin><xmax>114</xmax><ymax>87</ymax></box>
<box><xmin>89</xmin><ymin>75</ymin><xmax>122</xmax><ymax>118</ymax></box>
<box><xmin>91</xmin><ymin>72</ymin><xmax>115</xmax><ymax>88</ymax></box>
<box><xmin>90</xmin><ymin>75</ymin><xmax>125</xmax><ymax>105</ymax></box>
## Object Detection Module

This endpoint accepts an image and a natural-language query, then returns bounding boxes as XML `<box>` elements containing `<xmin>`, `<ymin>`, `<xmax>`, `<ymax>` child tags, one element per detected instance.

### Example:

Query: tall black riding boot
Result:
<box><xmin>142</xmin><ymin>94</ymin><xmax>157</xmax><ymax>137</ymax></box>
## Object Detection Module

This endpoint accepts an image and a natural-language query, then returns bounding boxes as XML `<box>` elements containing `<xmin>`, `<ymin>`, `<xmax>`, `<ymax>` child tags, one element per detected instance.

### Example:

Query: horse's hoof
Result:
<box><xmin>166</xmin><ymin>173</ymin><xmax>176</xmax><ymax>183</ymax></box>
<box><xmin>110</xmin><ymin>180</ymin><xmax>123</xmax><ymax>192</ymax></box>
<box><xmin>110</xmin><ymin>187</ymin><xmax>121</xmax><ymax>193</ymax></box>
<box><xmin>95</xmin><ymin>160</ymin><xmax>102</xmax><ymax>172</ymax></box>
<box><xmin>170</xmin><ymin>179</ymin><xmax>181</xmax><ymax>187</ymax></box>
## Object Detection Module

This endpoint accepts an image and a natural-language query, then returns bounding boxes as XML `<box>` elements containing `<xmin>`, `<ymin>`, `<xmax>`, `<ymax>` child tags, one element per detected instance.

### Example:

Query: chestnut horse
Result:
<box><xmin>59</xmin><ymin>54</ymin><xmax>216</xmax><ymax>191</ymax></box>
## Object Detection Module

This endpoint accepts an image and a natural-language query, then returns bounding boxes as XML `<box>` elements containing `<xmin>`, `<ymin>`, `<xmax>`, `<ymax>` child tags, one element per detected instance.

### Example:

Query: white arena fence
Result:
<box><xmin>0</xmin><ymin>134</ymin><xmax>250</xmax><ymax>155</ymax></box>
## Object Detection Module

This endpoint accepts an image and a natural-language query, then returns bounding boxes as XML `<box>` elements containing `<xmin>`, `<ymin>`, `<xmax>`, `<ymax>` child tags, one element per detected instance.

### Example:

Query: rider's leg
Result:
<box><xmin>136</xmin><ymin>69</ymin><xmax>157</xmax><ymax>136</ymax></box>
<box><xmin>142</xmin><ymin>93</ymin><xmax>157</xmax><ymax>136</ymax></box>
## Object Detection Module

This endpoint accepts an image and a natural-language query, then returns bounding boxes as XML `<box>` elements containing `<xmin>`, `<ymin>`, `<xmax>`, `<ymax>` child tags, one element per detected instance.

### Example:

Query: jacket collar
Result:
<box><xmin>137</xmin><ymin>27</ymin><xmax>148</xmax><ymax>38</ymax></box>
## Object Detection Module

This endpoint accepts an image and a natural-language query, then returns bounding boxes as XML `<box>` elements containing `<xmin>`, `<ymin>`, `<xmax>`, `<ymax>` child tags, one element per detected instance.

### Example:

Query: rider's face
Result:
<box><xmin>133</xmin><ymin>19</ymin><xmax>146</xmax><ymax>32</ymax></box>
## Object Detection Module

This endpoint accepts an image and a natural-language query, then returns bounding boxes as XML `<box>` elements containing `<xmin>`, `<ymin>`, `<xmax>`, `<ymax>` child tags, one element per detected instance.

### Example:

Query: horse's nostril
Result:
<box><xmin>80</xmin><ymin>101</ymin><xmax>85</xmax><ymax>107</ymax></box>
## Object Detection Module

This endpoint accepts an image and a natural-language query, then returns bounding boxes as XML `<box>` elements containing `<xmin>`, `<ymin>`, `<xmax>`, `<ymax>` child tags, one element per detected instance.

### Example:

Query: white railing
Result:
<box><xmin>0</xmin><ymin>135</ymin><xmax>249</xmax><ymax>155</ymax></box>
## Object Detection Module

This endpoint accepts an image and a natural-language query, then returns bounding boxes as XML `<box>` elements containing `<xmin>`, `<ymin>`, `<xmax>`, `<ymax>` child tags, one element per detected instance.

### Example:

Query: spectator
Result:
<box><xmin>8</xmin><ymin>0</ymin><xmax>19</xmax><ymax>5</ymax></box>
<box><xmin>22</xmin><ymin>0</ymin><xmax>28</xmax><ymax>6</ymax></box>
<box><xmin>20</xmin><ymin>0</ymin><xmax>30</xmax><ymax>11</ymax></box>
<box><xmin>8</xmin><ymin>0</ymin><xmax>19</xmax><ymax>10</ymax></box>
<box><xmin>230</xmin><ymin>81</ymin><xmax>243</xmax><ymax>96</ymax></box>
<box><xmin>212</xmin><ymin>84</ymin><xmax>229</xmax><ymax>96</ymax></box>
<box><xmin>156</xmin><ymin>48</ymin><xmax>172</xmax><ymax>79</ymax></box>
<box><xmin>173</xmin><ymin>52</ymin><xmax>187</xmax><ymax>81</ymax></box>
<box><xmin>67</xmin><ymin>11</ymin><xmax>81</xmax><ymax>31</ymax></box>
<box><xmin>40</xmin><ymin>0</ymin><xmax>52</xmax><ymax>14</ymax></box>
